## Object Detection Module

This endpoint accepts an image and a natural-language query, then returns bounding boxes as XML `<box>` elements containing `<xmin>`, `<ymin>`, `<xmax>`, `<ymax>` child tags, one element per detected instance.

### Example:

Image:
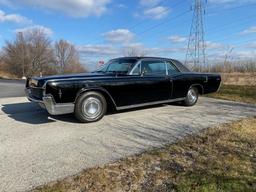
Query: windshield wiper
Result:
<box><xmin>107</xmin><ymin>71</ymin><xmax>128</xmax><ymax>74</ymax></box>
<box><xmin>92</xmin><ymin>71</ymin><xmax>106</xmax><ymax>73</ymax></box>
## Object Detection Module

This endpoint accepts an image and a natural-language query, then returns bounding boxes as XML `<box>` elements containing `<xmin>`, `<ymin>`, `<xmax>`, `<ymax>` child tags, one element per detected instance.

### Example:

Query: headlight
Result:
<box><xmin>30</xmin><ymin>79</ymin><xmax>38</xmax><ymax>87</ymax></box>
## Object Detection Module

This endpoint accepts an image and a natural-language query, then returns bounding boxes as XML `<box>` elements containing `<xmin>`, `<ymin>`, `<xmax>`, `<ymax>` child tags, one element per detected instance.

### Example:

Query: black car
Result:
<box><xmin>25</xmin><ymin>57</ymin><xmax>221</xmax><ymax>123</ymax></box>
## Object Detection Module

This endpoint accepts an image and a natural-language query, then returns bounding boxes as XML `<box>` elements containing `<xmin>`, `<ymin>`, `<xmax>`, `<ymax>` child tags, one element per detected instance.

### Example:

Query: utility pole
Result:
<box><xmin>185</xmin><ymin>0</ymin><xmax>207</xmax><ymax>72</ymax></box>
<box><xmin>18</xmin><ymin>32</ymin><xmax>26</xmax><ymax>78</ymax></box>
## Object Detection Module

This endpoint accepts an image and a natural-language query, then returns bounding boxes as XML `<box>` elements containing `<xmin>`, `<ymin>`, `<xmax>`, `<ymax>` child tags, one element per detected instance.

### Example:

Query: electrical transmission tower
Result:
<box><xmin>185</xmin><ymin>0</ymin><xmax>207</xmax><ymax>71</ymax></box>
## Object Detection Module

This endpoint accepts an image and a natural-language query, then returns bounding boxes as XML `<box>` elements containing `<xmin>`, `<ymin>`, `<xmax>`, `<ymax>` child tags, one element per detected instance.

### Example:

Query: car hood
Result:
<box><xmin>31</xmin><ymin>72</ymin><xmax>113</xmax><ymax>87</ymax></box>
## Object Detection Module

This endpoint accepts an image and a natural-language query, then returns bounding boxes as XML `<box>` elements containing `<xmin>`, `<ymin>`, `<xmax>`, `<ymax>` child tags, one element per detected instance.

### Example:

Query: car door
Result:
<box><xmin>166</xmin><ymin>60</ymin><xmax>188</xmax><ymax>99</ymax></box>
<box><xmin>115</xmin><ymin>59</ymin><xmax>172</xmax><ymax>107</ymax></box>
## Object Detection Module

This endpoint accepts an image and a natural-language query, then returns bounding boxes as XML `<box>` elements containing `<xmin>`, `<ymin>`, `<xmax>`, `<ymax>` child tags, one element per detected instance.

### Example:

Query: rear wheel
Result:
<box><xmin>182</xmin><ymin>87</ymin><xmax>199</xmax><ymax>106</ymax></box>
<box><xmin>75</xmin><ymin>91</ymin><xmax>107</xmax><ymax>123</ymax></box>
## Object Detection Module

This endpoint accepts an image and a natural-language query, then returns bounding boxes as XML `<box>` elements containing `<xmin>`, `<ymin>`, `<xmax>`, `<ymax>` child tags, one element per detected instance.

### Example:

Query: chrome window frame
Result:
<box><xmin>129</xmin><ymin>60</ymin><xmax>142</xmax><ymax>75</ymax></box>
<box><xmin>129</xmin><ymin>58</ymin><xmax>168</xmax><ymax>76</ymax></box>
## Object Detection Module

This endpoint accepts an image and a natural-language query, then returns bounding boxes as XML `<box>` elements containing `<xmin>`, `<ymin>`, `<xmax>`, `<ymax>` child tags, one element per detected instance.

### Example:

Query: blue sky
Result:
<box><xmin>0</xmin><ymin>0</ymin><xmax>256</xmax><ymax>69</ymax></box>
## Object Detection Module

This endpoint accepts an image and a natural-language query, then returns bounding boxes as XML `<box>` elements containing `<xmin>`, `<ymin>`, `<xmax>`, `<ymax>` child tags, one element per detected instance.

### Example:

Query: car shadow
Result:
<box><xmin>1</xmin><ymin>102</ymin><xmax>80</xmax><ymax>125</ymax></box>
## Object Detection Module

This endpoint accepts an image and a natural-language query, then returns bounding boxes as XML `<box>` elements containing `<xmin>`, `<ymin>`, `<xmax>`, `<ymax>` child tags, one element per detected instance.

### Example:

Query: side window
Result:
<box><xmin>167</xmin><ymin>62</ymin><xmax>180</xmax><ymax>75</ymax></box>
<box><xmin>141</xmin><ymin>60</ymin><xmax>167</xmax><ymax>75</ymax></box>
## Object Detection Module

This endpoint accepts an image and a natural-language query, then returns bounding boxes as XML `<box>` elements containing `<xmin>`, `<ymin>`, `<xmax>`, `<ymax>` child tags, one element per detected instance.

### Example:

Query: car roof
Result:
<box><xmin>112</xmin><ymin>56</ymin><xmax>174</xmax><ymax>61</ymax></box>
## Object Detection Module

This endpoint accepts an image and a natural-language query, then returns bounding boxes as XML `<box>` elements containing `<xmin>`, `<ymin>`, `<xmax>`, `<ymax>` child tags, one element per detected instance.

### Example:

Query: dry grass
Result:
<box><xmin>208</xmin><ymin>85</ymin><xmax>256</xmax><ymax>104</ymax></box>
<box><xmin>221</xmin><ymin>73</ymin><xmax>256</xmax><ymax>86</ymax></box>
<box><xmin>0</xmin><ymin>70</ymin><xmax>17</xmax><ymax>79</ymax></box>
<box><xmin>32</xmin><ymin>117</ymin><xmax>256</xmax><ymax>192</ymax></box>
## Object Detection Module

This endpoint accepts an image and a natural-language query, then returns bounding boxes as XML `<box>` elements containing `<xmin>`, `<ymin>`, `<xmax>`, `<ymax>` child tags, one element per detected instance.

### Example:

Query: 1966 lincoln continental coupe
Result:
<box><xmin>25</xmin><ymin>57</ymin><xmax>221</xmax><ymax>123</ymax></box>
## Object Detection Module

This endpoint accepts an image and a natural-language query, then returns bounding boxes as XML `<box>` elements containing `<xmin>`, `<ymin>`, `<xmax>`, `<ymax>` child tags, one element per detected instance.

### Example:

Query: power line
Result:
<box><xmin>127</xmin><ymin>0</ymin><xmax>171</xmax><ymax>30</ymax></box>
<box><xmin>206</xmin><ymin>14</ymin><xmax>256</xmax><ymax>34</ymax></box>
<box><xmin>135</xmin><ymin>2</ymin><xmax>256</xmax><ymax>47</ymax></box>
<box><xmin>80</xmin><ymin>0</ymin><xmax>189</xmax><ymax>47</ymax></box>
<box><xmin>136</xmin><ymin>9</ymin><xmax>191</xmax><ymax>37</ymax></box>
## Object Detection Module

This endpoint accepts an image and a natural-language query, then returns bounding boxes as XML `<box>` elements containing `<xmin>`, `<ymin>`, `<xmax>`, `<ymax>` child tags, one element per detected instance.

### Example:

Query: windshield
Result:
<box><xmin>96</xmin><ymin>58</ymin><xmax>138</xmax><ymax>74</ymax></box>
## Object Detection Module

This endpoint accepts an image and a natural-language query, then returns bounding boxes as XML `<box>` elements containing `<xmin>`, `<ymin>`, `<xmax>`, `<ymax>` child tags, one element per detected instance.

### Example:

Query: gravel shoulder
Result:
<box><xmin>0</xmin><ymin>97</ymin><xmax>255</xmax><ymax>192</ymax></box>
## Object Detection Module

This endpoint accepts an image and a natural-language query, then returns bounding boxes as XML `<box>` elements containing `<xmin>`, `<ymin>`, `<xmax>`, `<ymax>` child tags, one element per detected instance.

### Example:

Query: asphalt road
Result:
<box><xmin>0</xmin><ymin>96</ymin><xmax>255</xmax><ymax>192</ymax></box>
<box><xmin>0</xmin><ymin>79</ymin><xmax>25</xmax><ymax>98</ymax></box>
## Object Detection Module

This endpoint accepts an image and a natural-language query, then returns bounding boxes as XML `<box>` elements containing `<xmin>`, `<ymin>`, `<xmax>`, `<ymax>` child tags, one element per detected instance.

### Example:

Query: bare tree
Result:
<box><xmin>54</xmin><ymin>39</ymin><xmax>84</xmax><ymax>73</ymax></box>
<box><xmin>0</xmin><ymin>50</ymin><xmax>4</xmax><ymax>70</ymax></box>
<box><xmin>3</xmin><ymin>33</ymin><xmax>27</xmax><ymax>77</ymax></box>
<box><xmin>122</xmin><ymin>47</ymin><xmax>147</xmax><ymax>57</ymax></box>
<box><xmin>2</xmin><ymin>28</ymin><xmax>55</xmax><ymax>77</ymax></box>
<box><xmin>0</xmin><ymin>52</ymin><xmax>5</xmax><ymax>77</ymax></box>
<box><xmin>26</xmin><ymin>29</ymin><xmax>55</xmax><ymax>76</ymax></box>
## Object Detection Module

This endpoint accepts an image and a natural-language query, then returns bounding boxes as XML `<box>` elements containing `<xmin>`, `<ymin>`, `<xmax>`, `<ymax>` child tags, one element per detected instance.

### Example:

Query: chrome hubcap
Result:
<box><xmin>82</xmin><ymin>97</ymin><xmax>102</xmax><ymax>119</ymax></box>
<box><xmin>188</xmin><ymin>89</ymin><xmax>197</xmax><ymax>103</ymax></box>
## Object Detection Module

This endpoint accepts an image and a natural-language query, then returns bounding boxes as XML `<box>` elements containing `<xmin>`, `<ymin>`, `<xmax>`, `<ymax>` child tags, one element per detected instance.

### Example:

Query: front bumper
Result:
<box><xmin>25</xmin><ymin>88</ymin><xmax>74</xmax><ymax>115</ymax></box>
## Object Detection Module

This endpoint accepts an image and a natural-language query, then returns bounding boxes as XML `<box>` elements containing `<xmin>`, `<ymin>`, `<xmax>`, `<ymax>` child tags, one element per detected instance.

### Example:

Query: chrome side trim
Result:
<box><xmin>116</xmin><ymin>97</ymin><xmax>185</xmax><ymax>110</ymax></box>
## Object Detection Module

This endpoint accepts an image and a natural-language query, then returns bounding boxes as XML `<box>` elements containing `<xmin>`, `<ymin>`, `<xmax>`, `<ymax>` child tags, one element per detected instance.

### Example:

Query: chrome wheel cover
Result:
<box><xmin>82</xmin><ymin>97</ymin><xmax>102</xmax><ymax>119</ymax></box>
<box><xmin>187</xmin><ymin>89</ymin><xmax>197</xmax><ymax>104</ymax></box>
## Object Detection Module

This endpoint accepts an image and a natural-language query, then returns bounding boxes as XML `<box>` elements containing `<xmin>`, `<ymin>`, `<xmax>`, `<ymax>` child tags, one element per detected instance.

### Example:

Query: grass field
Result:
<box><xmin>32</xmin><ymin>117</ymin><xmax>256</xmax><ymax>192</ymax></box>
<box><xmin>207</xmin><ymin>84</ymin><xmax>256</xmax><ymax>104</ymax></box>
<box><xmin>221</xmin><ymin>73</ymin><xmax>256</xmax><ymax>86</ymax></box>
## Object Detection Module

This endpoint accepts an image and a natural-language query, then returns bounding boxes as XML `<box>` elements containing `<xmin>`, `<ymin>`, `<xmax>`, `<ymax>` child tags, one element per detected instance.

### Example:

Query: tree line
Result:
<box><xmin>0</xmin><ymin>28</ymin><xmax>85</xmax><ymax>78</ymax></box>
<box><xmin>0</xmin><ymin>28</ymin><xmax>255</xmax><ymax>78</ymax></box>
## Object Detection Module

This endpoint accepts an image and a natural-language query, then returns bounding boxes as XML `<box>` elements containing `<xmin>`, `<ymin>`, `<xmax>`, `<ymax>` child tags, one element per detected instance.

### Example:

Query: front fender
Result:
<box><xmin>75</xmin><ymin>87</ymin><xmax>117</xmax><ymax>109</ymax></box>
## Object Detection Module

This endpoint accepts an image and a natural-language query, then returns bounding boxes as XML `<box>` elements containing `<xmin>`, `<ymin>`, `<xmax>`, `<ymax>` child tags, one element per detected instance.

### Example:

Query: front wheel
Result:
<box><xmin>75</xmin><ymin>91</ymin><xmax>107</xmax><ymax>123</ymax></box>
<box><xmin>182</xmin><ymin>87</ymin><xmax>199</xmax><ymax>106</ymax></box>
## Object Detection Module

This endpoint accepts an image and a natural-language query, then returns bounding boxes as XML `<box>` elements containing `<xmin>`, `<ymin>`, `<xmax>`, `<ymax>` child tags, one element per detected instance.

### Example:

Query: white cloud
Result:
<box><xmin>232</xmin><ymin>50</ymin><xmax>256</xmax><ymax>59</ymax></box>
<box><xmin>245</xmin><ymin>41</ymin><xmax>256</xmax><ymax>49</ymax></box>
<box><xmin>122</xmin><ymin>43</ymin><xmax>150</xmax><ymax>56</ymax></box>
<box><xmin>240</xmin><ymin>26</ymin><xmax>256</xmax><ymax>35</ymax></box>
<box><xmin>140</xmin><ymin>0</ymin><xmax>161</xmax><ymax>7</ymax></box>
<box><xmin>138</xmin><ymin>0</ymin><xmax>170</xmax><ymax>20</ymax></box>
<box><xmin>205</xmin><ymin>41</ymin><xmax>224</xmax><ymax>49</ymax></box>
<box><xmin>1</xmin><ymin>0</ymin><xmax>111</xmax><ymax>17</ymax></box>
<box><xmin>168</xmin><ymin>35</ymin><xmax>187</xmax><ymax>43</ymax></box>
<box><xmin>78</xmin><ymin>41</ymin><xmax>188</xmax><ymax>59</ymax></box>
<box><xmin>102</xmin><ymin>29</ymin><xmax>135</xmax><ymax>44</ymax></box>
<box><xmin>15</xmin><ymin>25</ymin><xmax>53</xmax><ymax>36</ymax></box>
<box><xmin>0</xmin><ymin>10</ymin><xmax>31</xmax><ymax>24</ymax></box>
<box><xmin>78</xmin><ymin>44</ymin><xmax>119</xmax><ymax>56</ymax></box>
<box><xmin>144</xmin><ymin>6</ymin><xmax>170</xmax><ymax>19</ymax></box>
<box><xmin>78</xmin><ymin>43</ymin><xmax>150</xmax><ymax>57</ymax></box>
